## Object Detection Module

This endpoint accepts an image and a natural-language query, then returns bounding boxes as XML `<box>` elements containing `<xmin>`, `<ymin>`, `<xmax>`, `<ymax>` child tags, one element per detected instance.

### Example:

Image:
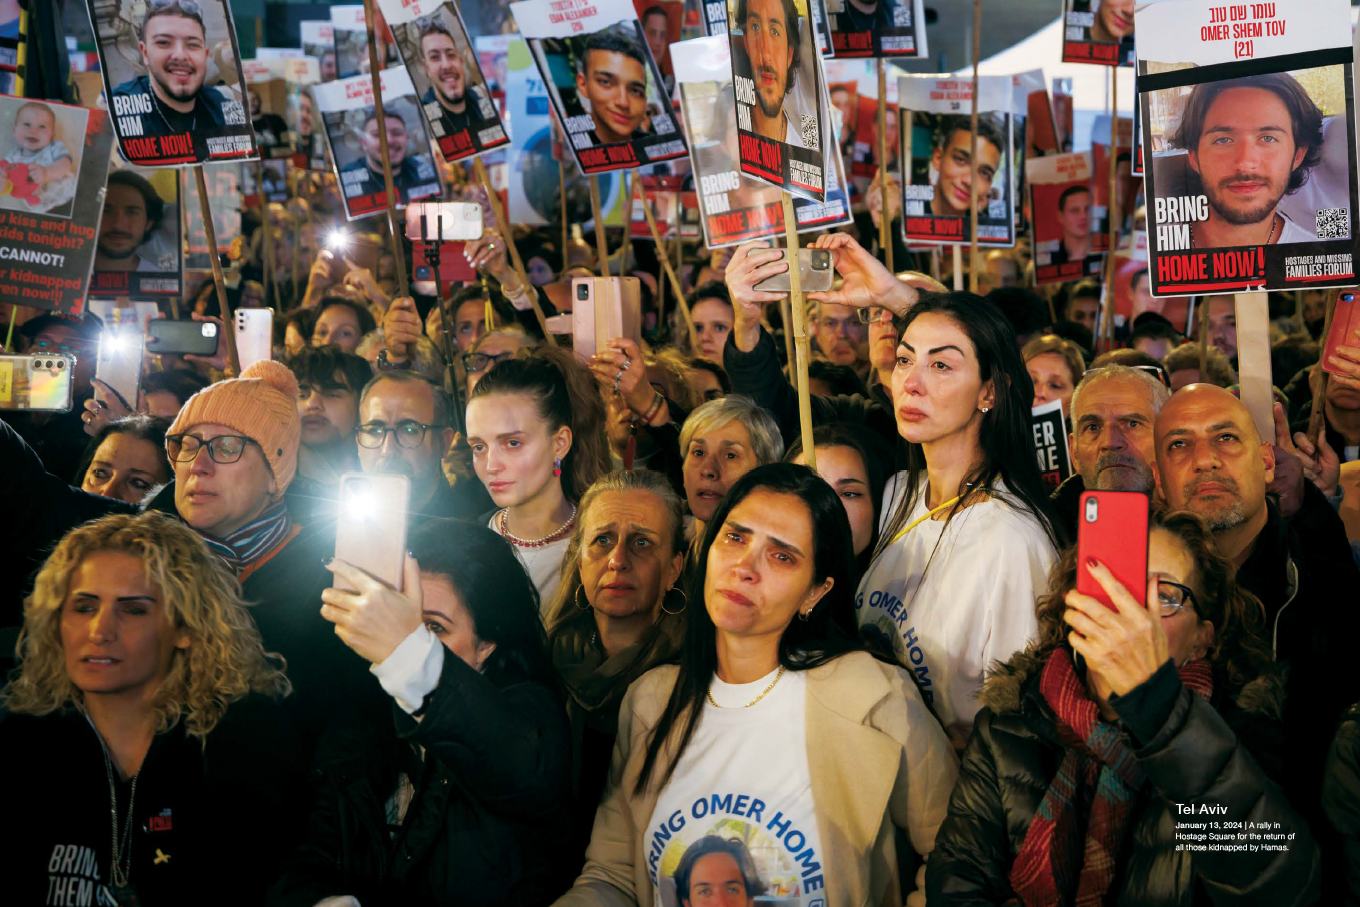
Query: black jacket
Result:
<box><xmin>1050</xmin><ymin>472</ymin><xmax>1087</xmax><ymax>535</ymax></box>
<box><xmin>721</xmin><ymin>326</ymin><xmax>902</xmax><ymax>458</ymax></box>
<box><xmin>268</xmin><ymin>648</ymin><xmax>574</xmax><ymax>907</ymax></box>
<box><xmin>1324</xmin><ymin>702</ymin><xmax>1360</xmax><ymax>907</ymax></box>
<box><xmin>2</xmin><ymin>696</ymin><xmax>305</xmax><ymax>907</ymax></box>
<box><xmin>927</xmin><ymin>649</ymin><xmax>1321</xmax><ymax>906</ymax></box>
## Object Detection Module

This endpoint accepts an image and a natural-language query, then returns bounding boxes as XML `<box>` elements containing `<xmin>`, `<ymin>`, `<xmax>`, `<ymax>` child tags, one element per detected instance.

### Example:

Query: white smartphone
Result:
<box><xmin>334</xmin><ymin>473</ymin><xmax>411</xmax><ymax>592</ymax></box>
<box><xmin>234</xmin><ymin>308</ymin><xmax>274</xmax><ymax>373</ymax></box>
<box><xmin>94</xmin><ymin>325</ymin><xmax>144</xmax><ymax>410</ymax></box>
<box><xmin>405</xmin><ymin>202</ymin><xmax>484</xmax><ymax>241</ymax></box>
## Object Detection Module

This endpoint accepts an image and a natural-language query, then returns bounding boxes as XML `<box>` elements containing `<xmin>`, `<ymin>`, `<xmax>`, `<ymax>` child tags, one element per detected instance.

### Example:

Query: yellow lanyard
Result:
<box><xmin>888</xmin><ymin>495</ymin><xmax>960</xmax><ymax>547</ymax></box>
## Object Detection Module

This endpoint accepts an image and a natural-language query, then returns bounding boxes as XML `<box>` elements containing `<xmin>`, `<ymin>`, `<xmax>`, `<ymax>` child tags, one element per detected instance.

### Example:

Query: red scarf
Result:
<box><xmin>1009</xmin><ymin>647</ymin><xmax>1213</xmax><ymax>907</ymax></box>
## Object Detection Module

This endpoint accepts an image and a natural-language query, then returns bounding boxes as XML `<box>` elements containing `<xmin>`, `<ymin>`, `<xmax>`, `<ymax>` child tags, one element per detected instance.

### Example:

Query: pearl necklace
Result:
<box><xmin>498</xmin><ymin>503</ymin><xmax>577</xmax><ymax>548</ymax></box>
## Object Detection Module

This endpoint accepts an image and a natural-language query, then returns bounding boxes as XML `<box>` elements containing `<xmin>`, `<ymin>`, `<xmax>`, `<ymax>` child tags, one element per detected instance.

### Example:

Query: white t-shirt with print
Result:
<box><xmin>856</xmin><ymin>475</ymin><xmax>1056</xmax><ymax>741</ymax></box>
<box><xmin>643</xmin><ymin>668</ymin><xmax>828</xmax><ymax>907</ymax></box>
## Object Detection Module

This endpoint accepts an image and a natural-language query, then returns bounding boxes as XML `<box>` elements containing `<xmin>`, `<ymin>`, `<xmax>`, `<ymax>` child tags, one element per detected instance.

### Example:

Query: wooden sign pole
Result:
<box><xmin>1100</xmin><ymin>69</ymin><xmax>1119</xmax><ymax>348</ymax></box>
<box><xmin>1307</xmin><ymin>291</ymin><xmax>1339</xmax><ymax>443</ymax></box>
<box><xmin>362</xmin><ymin>0</ymin><xmax>410</xmax><ymax>299</ymax></box>
<box><xmin>952</xmin><ymin>245</ymin><xmax>963</xmax><ymax>291</ymax></box>
<box><xmin>1234</xmin><ymin>292</ymin><xmax>1274</xmax><ymax>443</ymax></box>
<box><xmin>193</xmin><ymin>165</ymin><xmax>241</xmax><ymax>374</ymax></box>
<box><xmin>780</xmin><ymin>192</ymin><xmax>816</xmax><ymax>473</ymax></box>
<box><xmin>589</xmin><ymin>175</ymin><xmax>611</xmax><ymax>278</ymax></box>
<box><xmin>968</xmin><ymin>0</ymin><xmax>981</xmax><ymax>293</ymax></box>
<box><xmin>877</xmin><ymin>58</ymin><xmax>892</xmax><ymax>273</ymax></box>
<box><xmin>636</xmin><ymin>176</ymin><xmax>698</xmax><ymax>352</ymax></box>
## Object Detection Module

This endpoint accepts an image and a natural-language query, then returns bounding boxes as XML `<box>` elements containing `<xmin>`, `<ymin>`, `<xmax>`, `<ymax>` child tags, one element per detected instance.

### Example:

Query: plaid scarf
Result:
<box><xmin>1010</xmin><ymin>647</ymin><xmax>1213</xmax><ymax>907</ymax></box>
<box><xmin>195</xmin><ymin>501</ymin><xmax>292</xmax><ymax>577</ymax></box>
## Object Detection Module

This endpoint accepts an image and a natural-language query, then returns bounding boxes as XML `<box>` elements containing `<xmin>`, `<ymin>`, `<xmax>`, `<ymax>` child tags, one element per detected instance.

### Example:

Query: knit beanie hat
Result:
<box><xmin>168</xmin><ymin>360</ymin><xmax>302</xmax><ymax>492</ymax></box>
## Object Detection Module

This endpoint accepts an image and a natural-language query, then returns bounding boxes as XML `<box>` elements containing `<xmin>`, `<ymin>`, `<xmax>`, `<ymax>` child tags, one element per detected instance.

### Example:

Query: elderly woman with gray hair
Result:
<box><xmin>678</xmin><ymin>394</ymin><xmax>784</xmax><ymax>542</ymax></box>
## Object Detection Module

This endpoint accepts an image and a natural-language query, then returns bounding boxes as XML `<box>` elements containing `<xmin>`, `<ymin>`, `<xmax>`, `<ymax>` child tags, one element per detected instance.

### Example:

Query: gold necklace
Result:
<box><xmin>707</xmin><ymin>666</ymin><xmax>786</xmax><ymax>709</ymax></box>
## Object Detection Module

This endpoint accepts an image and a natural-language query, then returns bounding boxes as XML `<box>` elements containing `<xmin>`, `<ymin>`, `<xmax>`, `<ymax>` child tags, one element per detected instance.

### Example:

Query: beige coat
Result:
<box><xmin>552</xmin><ymin>651</ymin><xmax>960</xmax><ymax>907</ymax></box>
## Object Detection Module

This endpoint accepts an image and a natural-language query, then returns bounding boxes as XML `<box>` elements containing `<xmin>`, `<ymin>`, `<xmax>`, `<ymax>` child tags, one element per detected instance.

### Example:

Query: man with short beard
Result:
<box><xmin>1170</xmin><ymin>72</ymin><xmax>1323</xmax><ymax>248</ymax></box>
<box><xmin>417</xmin><ymin>18</ymin><xmax>496</xmax><ymax>141</ymax></box>
<box><xmin>111</xmin><ymin>0</ymin><xmax>243</xmax><ymax>137</ymax></box>
<box><xmin>338</xmin><ymin>108</ymin><xmax>437</xmax><ymax>202</ymax></box>
<box><xmin>95</xmin><ymin>171</ymin><xmax>171</xmax><ymax>273</ymax></box>
<box><xmin>736</xmin><ymin>0</ymin><xmax>806</xmax><ymax>146</ymax></box>
<box><xmin>1155</xmin><ymin>383</ymin><xmax>1360</xmax><ymax>893</ymax></box>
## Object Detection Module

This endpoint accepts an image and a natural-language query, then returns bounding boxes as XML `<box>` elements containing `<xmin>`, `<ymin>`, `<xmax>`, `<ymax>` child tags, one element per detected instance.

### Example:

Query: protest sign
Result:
<box><xmin>240</xmin><ymin>159</ymin><xmax>288</xmax><ymax>207</ymax></box>
<box><xmin>90</xmin><ymin>162</ymin><xmax>181</xmax><ymax>299</ymax></box>
<box><xmin>242</xmin><ymin>59</ymin><xmax>293</xmax><ymax>160</ymax></box>
<box><xmin>1107</xmin><ymin>230</ymin><xmax>1192</xmax><ymax>332</ymax></box>
<box><xmin>701</xmin><ymin>0</ymin><xmax>730</xmax><ymax>36</ymax></box>
<box><xmin>728</xmin><ymin>0</ymin><xmax>828</xmax><ymax>201</ymax></box>
<box><xmin>87</xmin><ymin>0</ymin><xmax>256</xmax><ymax>167</ymax></box>
<box><xmin>0</xmin><ymin>98</ymin><xmax>113</xmax><ymax>315</ymax></box>
<box><xmin>1090</xmin><ymin>113</ymin><xmax>1136</xmax><ymax>249</ymax></box>
<box><xmin>824</xmin><ymin>0</ymin><xmax>927</xmax><ymax>59</ymax></box>
<box><xmin>1022</xmin><ymin>70</ymin><xmax>1059</xmax><ymax>159</ymax></box>
<box><xmin>313</xmin><ymin>66</ymin><xmax>444</xmax><ymax>221</ymax></box>
<box><xmin>332</xmin><ymin>6</ymin><xmax>368</xmax><ymax>80</ymax></box>
<box><xmin>180</xmin><ymin>164</ymin><xmax>239</xmax><ymax>272</ymax></box>
<box><xmin>255</xmin><ymin>47</ymin><xmax>303</xmax><ymax>61</ymax></box>
<box><xmin>300</xmin><ymin>20</ymin><xmax>337</xmax><ymax>82</ymax></box>
<box><xmin>0</xmin><ymin>2</ymin><xmax>20</xmax><ymax>95</ymax></box>
<box><xmin>1138</xmin><ymin>0</ymin><xmax>1359</xmax><ymax>296</ymax></box>
<box><xmin>1029</xmin><ymin>150</ymin><xmax>1104</xmax><ymax>285</ymax></box>
<box><xmin>1012</xmin><ymin>70</ymin><xmax>1044</xmax><ymax>232</ymax></box>
<box><xmin>633</xmin><ymin>0</ymin><xmax>684</xmax><ymax>90</ymax></box>
<box><xmin>1031</xmin><ymin>398</ymin><xmax>1072</xmax><ymax>493</ymax></box>
<box><xmin>510</xmin><ymin>0</ymin><xmax>687</xmax><ymax>175</ymax></box>
<box><xmin>897</xmin><ymin>73</ymin><xmax>1015</xmax><ymax>247</ymax></box>
<box><xmin>676</xmin><ymin>35</ymin><xmax>850</xmax><ymax>247</ymax></box>
<box><xmin>380</xmin><ymin>0</ymin><xmax>510</xmax><ymax>164</ymax></box>
<box><xmin>1062</xmin><ymin>0</ymin><xmax>1135</xmax><ymax>66</ymax></box>
<box><xmin>1052</xmin><ymin>77</ymin><xmax>1074</xmax><ymax>153</ymax></box>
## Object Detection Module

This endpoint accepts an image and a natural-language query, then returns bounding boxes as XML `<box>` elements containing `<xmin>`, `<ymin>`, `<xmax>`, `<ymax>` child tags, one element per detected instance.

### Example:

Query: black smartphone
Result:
<box><xmin>147</xmin><ymin>319</ymin><xmax>220</xmax><ymax>357</ymax></box>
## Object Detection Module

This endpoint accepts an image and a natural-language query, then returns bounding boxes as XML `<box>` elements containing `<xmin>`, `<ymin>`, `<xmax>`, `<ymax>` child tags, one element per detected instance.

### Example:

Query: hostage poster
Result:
<box><xmin>313</xmin><ymin>66</ymin><xmax>444</xmax><ymax>222</ymax></box>
<box><xmin>380</xmin><ymin>0</ymin><xmax>510</xmax><ymax>164</ymax></box>
<box><xmin>1031</xmin><ymin>398</ymin><xmax>1073</xmax><ymax>492</ymax></box>
<box><xmin>90</xmin><ymin>162</ymin><xmax>181</xmax><ymax>299</ymax></box>
<box><xmin>728</xmin><ymin>0</ymin><xmax>827</xmax><ymax>202</ymax></box>
<box><xmin>1062</xmin><ymin>0</ymin><xmax>1135</xmax><ymax>67</ymax></box>
<box><xmin>1028</xmin><ymin>150</ymin><xmax>1104</xmax><ymax>285</ymax></box>
<box><xmin>824</xmin><ymin>0</ymin><xmax>927</xmax><ymax>59</ymax></box>
<box><xmin>0</xmin><ymin>98</ymin><xmax>114</xmax><ymax>315</ymax></box>
<box><xmin>510</xmin><ymin>0</ymin><xmax>687</xmax><ymax>175</ymax></box>
<box><xmin>1090</xmin><ymin>113</ymin><xmax>1137</xmax><ymax>249</ymax></box>
<box><xmin>897</xmin><ymin>73</ymin><xmax>1016</xmax><ymax>247</ymax></box>
<box><xmin>87</xmin><ymin>0</ymin><xmax>257</xmax><ymax>167</ymax></box>
<box><xmin>676</xmin><ymin>36</ymin><xmax>850</xmax><ymax>247</ymax></box>
<box><xmin>300</xmin><ymin>20</ymin><xmax>337</xmax><ymax>82</ymax></box>
<box><xmin>1137</xmin><ymin>0</ymin><xmax>1360</xmax><ymax>296</ymax></box>
<box><xmin>1106</xmin><ymin>230</ymin><xmax>1192</xmax><ymax>332</ymax></box>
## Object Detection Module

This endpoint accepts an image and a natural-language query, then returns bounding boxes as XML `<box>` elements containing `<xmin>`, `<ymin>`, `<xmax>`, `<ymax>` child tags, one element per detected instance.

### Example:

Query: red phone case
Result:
<box><xmin>413</xmin><ymin>241</ymin><xmax>475</xmax><ymax>283</ymax></box>
<box><xmin>1076</xmin><ymin>491</ymin><xmax>1149</xmax><ymax>612</ymax></box>
<box><xmin>1323</xmin><ymin>293</ymin><xmax>1360</xmax><ymax>376</ymax></box>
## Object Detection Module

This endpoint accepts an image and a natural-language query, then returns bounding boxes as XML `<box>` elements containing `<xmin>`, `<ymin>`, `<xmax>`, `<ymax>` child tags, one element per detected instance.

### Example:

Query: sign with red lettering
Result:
<box><xmin>897</xmin><ymin>73</ymin><xmax>1017</xmax><ymax>247</ymax></box>
<box><xmin>1062</xmin><ymin>0</ymin><xmax>1135</xmax><ymax>67</ymax></box>
<box><xmin>1137</xmin><ymin>0</ymin><xmax>1359</xmax><ymax>296</ymax></box>
<box><xmin>824</xmin><ymin>0</ymin><xmax>927</xmax><ymax>59</ymax></box>
<box><xmin>379</xmin><ymin>0</ymin><xmax>510</xmax><ymax>164</ymax></box>
<box><xmin>728</xmin><ymin>0</ymin><xmax>829</xmax><ymax>201</ymax></box>
<box><xmin>510</xmin><ymin>0</ymin><xmax>688</xmax><ymax>175</ymax></box>
<box><xmin>85</xmin><ymin>0</ymin><xmax>258</xmax><ymax>168</ymax></box>
<box><xmin>1104</xmin><ymin>230</ymin><xmax>1193</xmax><ymax>335</ymax></box>
<box><xmin>91</xmin><ymin>162</ymin><xmax>182</xmax><ymax>300</ymax></box>
<box><xmin>1027</xmin><ymin>151</ymin><xmax>1105</xmax><ymax>285</ymax></box>
<box><xmin>1089</xmin><ymin>113</ymin><xmax>1136</xmax><ymax>251</ymax></box>
<box><xmin>300</xmin><ymin>21</ymin><xmax>337</xmax><ymax>82</ymax></box>
<box><xmin>312</xmin><ymin>67</ymin><xmax>445</xmax><ymax>221</ymax></box>
<box><xmin>675</xmin><ymin>36</ymin><xmax>849</xmax><ymax>247</ymax></box>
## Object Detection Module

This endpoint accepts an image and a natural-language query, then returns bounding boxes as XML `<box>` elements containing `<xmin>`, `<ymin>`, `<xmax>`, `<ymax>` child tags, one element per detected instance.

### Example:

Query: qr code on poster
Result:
<box><xmin>1317</xmin><ymin>207</ymin><xmax>1350</xmax><ymax>239</ymax></box>
<box><xmin>801</xmin><ymin>115</ymin><xmax>819</xmax><ymax>151</ymax></box>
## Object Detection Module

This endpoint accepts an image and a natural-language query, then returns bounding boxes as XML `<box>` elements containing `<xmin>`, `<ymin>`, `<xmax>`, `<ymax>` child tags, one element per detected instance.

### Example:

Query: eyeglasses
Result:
<box><xmin>166</xmin><ymin>433</ymin><xmax>253</xmax><ymax>464</ymax></box>
<box><xmin>462</xmin><ymin>350</ymin><xmax>514</xmax><ymax>374</ymax></box>
<box><xmin>415</xmin><ymin>15</ymin><xmax>453</xmax><ymax>35</ymax></box>
<box><xmin>356</xmin><ymin>420</ymin><xmax>441</xmax><ymax>449</ymax></box>
<box><xmin>1155</xmin><ymin>579</ymin><xmax>1197</xmax><ymax>618</ymax></box>
<box><xmin>856</xmin><ymin>307</ymin><xmax>896</xmax><ymax>325</ymax></box>
<box><xmin>1132</xmin><ymin>364</ymin><xmax>1171</xmax><ymax>388</ymax></box>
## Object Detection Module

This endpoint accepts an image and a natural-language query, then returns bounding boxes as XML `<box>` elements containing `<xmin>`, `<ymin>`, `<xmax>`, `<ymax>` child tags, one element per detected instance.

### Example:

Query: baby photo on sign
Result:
<box><xmin>87</xmin><ymin>0</ymin><xmax>255</xmax><ymax>167</ymax></box>
<box><xmin>0</xmin><ymin>97</ymin><xmax>86</xmax><ymax>218</ymax></box>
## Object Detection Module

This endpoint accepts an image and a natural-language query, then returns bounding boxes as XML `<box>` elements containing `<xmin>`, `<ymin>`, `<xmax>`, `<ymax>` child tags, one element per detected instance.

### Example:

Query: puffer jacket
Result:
<box><xmin>927</xmin><ymin>648</ymin><xmax>1321</xmax><ymax>906</ymax></box>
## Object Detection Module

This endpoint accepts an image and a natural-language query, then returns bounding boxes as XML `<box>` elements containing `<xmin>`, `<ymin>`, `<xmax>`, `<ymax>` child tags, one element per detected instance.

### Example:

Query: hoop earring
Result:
<box><xmin>574</xmin><ymin>585</ymin><xmax>591</xmax><ymax>612</ymax></box>
<box><xmin>554</xmin><ymin>457</ymin><xmax>563</xmax><ymax>478</ymax></box>
<box><xmin>798</xmin><ymin>607</ymin><xmax>812</xmax><ymax>622</ymax></box>
<box><xmin>661</xmin><ymin>586</ymin><xmax>687</xmax><ymax>615</ymax></box>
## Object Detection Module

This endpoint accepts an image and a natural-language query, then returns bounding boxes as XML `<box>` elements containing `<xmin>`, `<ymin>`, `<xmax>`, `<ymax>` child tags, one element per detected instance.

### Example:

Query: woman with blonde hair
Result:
<box><xmin>2</xmin><ymin>511</ymin><xmax>303</xmax><ymax>907</ymax></box>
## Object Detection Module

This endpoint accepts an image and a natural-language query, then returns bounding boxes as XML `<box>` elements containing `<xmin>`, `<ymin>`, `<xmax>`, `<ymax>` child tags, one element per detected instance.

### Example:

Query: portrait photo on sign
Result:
<box><xmin>728</xmin><ymin>0</ymin><xmax>827</xmax><ymax>201</ymax></box>
<box><xmin>634</xmin><ymin>0</ymin><xmax>683</xmax><ymax>90</ymax></box>
<box><xmin>91</xmin><ymin>164</ymin><xmax>182</xmax><ymax>298</ymax></box>
<box><xmin>243</xmin><ymin>61</ymin><xmax>292</xmax><ymax>159</ymax></box>
<box><xmin>381</xmin><ymin>0</ymin><xmax>509</xmax><ymax>163</ymax></box>
<box><xmin>1090</xmin><ymin>113</ymin><xmax>1137</xmax><ymax>248</ymax></box>
<box><xmin>1108</xmin><ymin>231</ymin><xmax>1190</xmax><ymax>331</ymax></box>
<box><xmin>1062</xmin><ymin>0</ymin><xmax>1135</xmax><ymax>66</ymax></box>
<box><xmin>1028</xmin><ymin>150</ymin><xmax>1104</xmax><ymax>285</ymax></box>
<box><xmin>314</xmin><ymin>67</ymin><xmax>443</xmax><ymax>221</ymax></box>
<box><xmin>823</xmin><ymin>0</ymin><xmax>927</xmax><ymax>58</ymax></box>
<box><xmin>87</xmin><ymin>0</ymin><xmax>256</xmax><ymax>167</ymax></box>
<box><xmin>300</xmin><ymin>20</ymin><xmax>337</xmax><ymax>82</ymax></box>
<box><xmin>294</xmin><ymin>86</ymin><xmax>331</xmax><ymax>172</ymax></box>
<box><xmin>897</xmin><ymin>74</ymin><xmax>1015</xmax><ymax>247</ymax></box>
<box><xmin>512</xmin><ymin>0</ymin><xmax>686</xmax><ymax>175</ymax></box>
<box><xmin>0</xmin><ymin>98</ymin><xmax>87</xmax><ymax>219</ymax></box>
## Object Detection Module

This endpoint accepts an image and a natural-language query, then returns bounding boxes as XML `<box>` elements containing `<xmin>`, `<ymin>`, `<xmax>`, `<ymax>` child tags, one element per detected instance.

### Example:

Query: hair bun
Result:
<box><xmin>241</xmin><ymin>359</ymin><xmax>300</xmax><ymax>400</ymax></box>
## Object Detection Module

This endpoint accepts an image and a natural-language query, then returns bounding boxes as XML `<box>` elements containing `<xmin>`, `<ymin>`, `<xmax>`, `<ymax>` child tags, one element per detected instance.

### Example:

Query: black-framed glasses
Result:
<box><xmin>1156</xmin><ymin>579</ymin><xmax>1197</xmax><ymax>618</ymax></box>
<box><xmin>356</xmin><ymin>420</ymin><xmax>441</xmax><ymax>449</ymax></box>
<box><xmin>166</xmin><ymin>433</ymin><xmax>253</xmax><ymax>464</ymax></box>
<box><xmin>462</xmin><ymin>350</ymin><xmax>514</xmax><ymax>374</ymax></box>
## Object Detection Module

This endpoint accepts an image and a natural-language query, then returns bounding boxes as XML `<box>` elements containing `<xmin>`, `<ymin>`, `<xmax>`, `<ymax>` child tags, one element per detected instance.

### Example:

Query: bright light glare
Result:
<box><xmin>345</xmin><ymin>490</ymin><xmax>375</xmax><ymax>521</ymax></box>
<box><xmin>327</xmin><ymin>230</ymin><xmax>350</xmax><ymax>250</ymax></box>
<box><xmin>103</xmin><ymin>333</ymin><xmax>128</xmax><ymax>354</ymax></box>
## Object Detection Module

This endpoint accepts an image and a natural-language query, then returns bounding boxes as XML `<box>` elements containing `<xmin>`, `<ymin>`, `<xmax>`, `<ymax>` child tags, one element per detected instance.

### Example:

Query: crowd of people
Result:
<box><xmin>3</xmin><ymin>158</ymin><xmax>1360</xmax><ymax>907</ymax></box>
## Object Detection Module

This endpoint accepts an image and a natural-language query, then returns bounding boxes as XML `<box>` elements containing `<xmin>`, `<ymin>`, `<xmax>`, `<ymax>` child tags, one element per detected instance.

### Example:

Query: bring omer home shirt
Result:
<box><xmin>643</xmin><ymin>668</ymin><xmax>827</xmax><ymax>907</ymax></box>
<box><xmin>856</xmin><ymin>475</ymin><xmax>1055</xmax><ymax>743</ymax></box>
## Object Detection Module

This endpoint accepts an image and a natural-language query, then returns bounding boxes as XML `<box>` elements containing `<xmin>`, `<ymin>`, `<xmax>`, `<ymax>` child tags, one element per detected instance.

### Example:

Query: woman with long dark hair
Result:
<box><xmin>801</xmin><ymin>232</ymin><xmax>1065</xmax><ymax>749</ymax></box>
<box><xmin>554</xmin><ymin>463</ymin><xmax>957</xmax><ymax>907</ymax></box>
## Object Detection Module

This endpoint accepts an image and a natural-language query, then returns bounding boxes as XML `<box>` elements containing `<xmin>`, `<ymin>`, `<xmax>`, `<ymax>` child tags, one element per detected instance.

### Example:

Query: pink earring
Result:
<box><xmin>553</xmin><ymin>457</ymin><xmax>562</xmax><ymax>477</ymax></box>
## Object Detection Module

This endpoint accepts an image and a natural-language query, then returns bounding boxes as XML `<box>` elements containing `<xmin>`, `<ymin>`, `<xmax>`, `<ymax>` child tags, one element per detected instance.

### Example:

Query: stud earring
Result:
<box><xmin>981</xmin><ymin>406</ymin><xmax>990</xmax><ymax>413</ymax></box>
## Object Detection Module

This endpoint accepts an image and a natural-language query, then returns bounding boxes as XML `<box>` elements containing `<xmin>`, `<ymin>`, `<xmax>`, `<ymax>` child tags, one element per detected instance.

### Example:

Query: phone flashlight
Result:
<box><xmin>103</xmin><ymin>333</ymin><xmax>128</xmax><ymax>354</ymax></box>
<box><xmin>328</xmin><ymin>230</ymin><xmax>350</xmax><ymax>251</ymax></box>
<box><xmin>345</xmin><ymin>489</ymin><xmax>376</xmax><ymax>521</ymax></box>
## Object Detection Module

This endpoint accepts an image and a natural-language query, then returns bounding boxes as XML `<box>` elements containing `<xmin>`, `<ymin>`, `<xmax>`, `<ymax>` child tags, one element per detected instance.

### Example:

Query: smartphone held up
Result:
<box><xmin>752</xmin><ymin>248</ymin><xmax>834</xmax><ymax>294</ymax></box>
<box><xmin>1076</xmin><ymin>491</ymin><xmax>1149</xmax><ymax>613</ymax></box>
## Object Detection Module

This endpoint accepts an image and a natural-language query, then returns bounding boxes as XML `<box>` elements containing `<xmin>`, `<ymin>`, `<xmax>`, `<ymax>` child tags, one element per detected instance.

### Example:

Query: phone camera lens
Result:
<box><xmin>577</xmin><ymin>283</ymin><xmax>589</xmax><ymax>301</ymax></box>
<box><xmin>1084</xmin><ymin>499</ymin><xmax>1098</xmax><ymax>522</ymax></box>
<box><xmin>55</xmin><ymin>360</ymin><xmax>64</xmax><ymax>369</ymax></box>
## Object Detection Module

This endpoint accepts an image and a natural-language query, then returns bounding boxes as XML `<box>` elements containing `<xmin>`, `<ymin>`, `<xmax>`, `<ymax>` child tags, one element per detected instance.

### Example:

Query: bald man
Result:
<box><xmin>1155</xmin><ymin>383</ymin><xmax>1359</xmax><ymax>886</ymax></box>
